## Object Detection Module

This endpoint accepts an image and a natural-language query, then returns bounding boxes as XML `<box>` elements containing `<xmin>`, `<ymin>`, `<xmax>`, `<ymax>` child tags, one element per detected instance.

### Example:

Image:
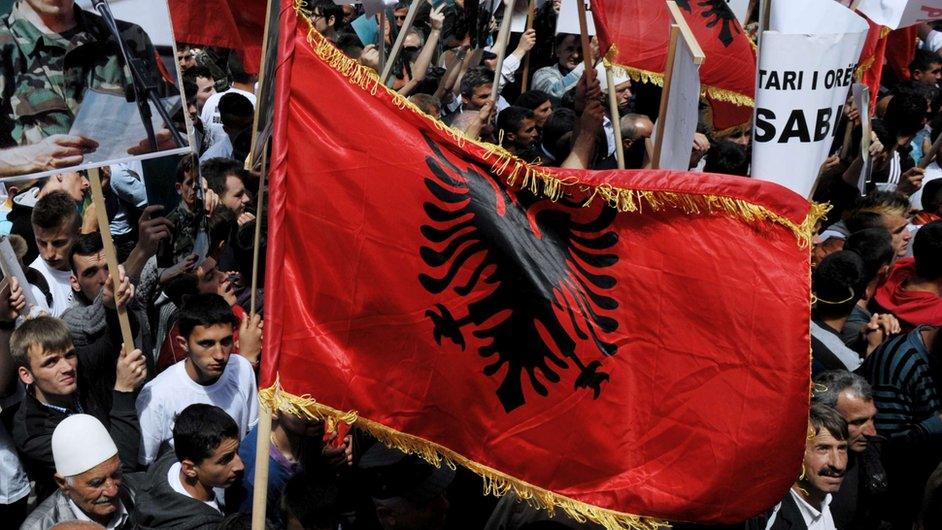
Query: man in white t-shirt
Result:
<box><xmin>30</xmin><ymin>190</ymin><xmax>82</xmax><ymax>317</ymax></box>
<box><xmin>131</xmin><ymin>404</ymin><xmax>243</xmax><ymax>528</ymax></box>
<box><xmin>200</xmin><ymin>52</ymin><xmax>257</xmax><ymax>150</ymax></box>
<box><xmin>136</xmin><ymin>293</ymin><xmax>259</xmax><ymax>466</ymax></box>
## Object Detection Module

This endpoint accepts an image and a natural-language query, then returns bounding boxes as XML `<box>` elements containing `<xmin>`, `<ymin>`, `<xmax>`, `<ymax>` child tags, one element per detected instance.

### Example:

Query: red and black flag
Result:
<box><xmin>168</xmin><ymin>0</ymin><xmax>267</xmax><ymax>74</ymax></box>
<box><xmin>591</xmin><ymin>0</ymin><xmax>756</xmax><ymax>134</ymax></box>
<box><xmin>262</xmin><ymin>3</ymin><xmax>825</xmax><ymax>527</ymax></box>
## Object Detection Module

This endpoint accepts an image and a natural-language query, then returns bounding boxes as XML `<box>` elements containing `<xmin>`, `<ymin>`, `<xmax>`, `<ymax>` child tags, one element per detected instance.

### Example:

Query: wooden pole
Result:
<box><xmin>490</xmin><ymin>0</ymin><xmax>518</xmax><ymax>100</ymax></box>
<box><xmin>246</xmin><ymin>0</ymin><xmax>276</xmax><ymax>171</ymax></box>
<box><xmin>605</xmin><ymin>66</ymin><xmax>625</xmax><ymax>169</ymax></box>
<box><xmin>520</xmin><ymin>0</ymin><xmax>537</xmax><ymax>91</ymax></box>
<box><xmin>651</xmin><ymin>25</ymin><xmax>680</xmax><ymax>170</ymax></box>
<box><xmin>249</xmin><ymin>146</ymin><xmax>268</xmax><ymax>317</ymax></box>
<box><xmin>379</xmin><ymin>10</ymin><xmax>388</xmax><ymax>75</ymax></box>
<box><xmin>920</xmin><ymin>132</ymin><xmax>942</xmax><ymax>169</ymax></box>
<box><xmin>87</xmin><ymin>168</ymin><xmax>134</xmax><ymax>354</ymax></box>
<box><xmin>250</xmin><ymin>399</ymin><xmax>274</xmax><ymax>530</ymax></box>
<box><xmin>381</xmin><ymin>0</ymin><xmax>422</xmax><ymax>85</ymax></box>
<box><xmin>574</xmin><ymin>0</ymin><xmax>595</xmax><ymax>86</ymax></box>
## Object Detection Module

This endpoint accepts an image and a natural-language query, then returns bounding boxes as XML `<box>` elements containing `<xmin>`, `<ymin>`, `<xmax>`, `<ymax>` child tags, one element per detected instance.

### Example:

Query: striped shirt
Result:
<box><xmin>860</xmin><ymin>327</ymin><xmax>942</xmax><ymax>444</ymax></box>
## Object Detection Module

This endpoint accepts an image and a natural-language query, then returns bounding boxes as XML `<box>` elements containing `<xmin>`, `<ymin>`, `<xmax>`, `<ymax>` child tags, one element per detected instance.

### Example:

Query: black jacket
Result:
<box><xmin>12</xmin><ymin>388</ymin><xmax>141</xmax><ymax>502</ymax></box>
<box><xmin>131</xmin><ymin>452</ymin><xmax>224</xmax><ymax>530</ymax></box>
<box><xmin>746</xmin><ymin>491</ymin><xmax>808</xmax><ymax>530</ymax></box>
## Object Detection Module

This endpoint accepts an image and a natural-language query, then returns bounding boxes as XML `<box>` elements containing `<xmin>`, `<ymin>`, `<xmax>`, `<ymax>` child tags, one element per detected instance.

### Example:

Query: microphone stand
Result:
<box><xmin>91</xmin><ymin>0</ymin><xmax>187</xmax><ymax>150</ymax></box>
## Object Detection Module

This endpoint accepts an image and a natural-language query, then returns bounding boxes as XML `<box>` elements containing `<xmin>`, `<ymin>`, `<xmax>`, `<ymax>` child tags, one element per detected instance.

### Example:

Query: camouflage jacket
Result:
<box><xmin>166</xmin><ymin>201</ymin><xmax>197</xmax><ymax>261</ymax></box>
<box><xmin>0</xmin><ymin>3</ymin><xmax>164</xmax><ymax>147</ymax></box>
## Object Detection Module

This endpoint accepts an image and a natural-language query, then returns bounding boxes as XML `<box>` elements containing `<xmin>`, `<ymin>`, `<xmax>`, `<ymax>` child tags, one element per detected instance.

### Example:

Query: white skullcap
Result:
<box><xmin>52</xmin><ymin>414</ymin><xmax>118</xmax><ymax>477</ymax></box>
<box><xmin>596</xmin><ymin>64</ymin><xmax>631</xmax><ymax>93</ymax></box>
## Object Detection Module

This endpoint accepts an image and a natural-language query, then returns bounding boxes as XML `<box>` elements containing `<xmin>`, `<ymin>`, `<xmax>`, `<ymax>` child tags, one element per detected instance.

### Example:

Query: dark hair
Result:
<box><xmin>885</xmin><ymin>91</ymin><xmax>929</xmax><ymax>138</ymax></box>
<box><xmin>226</xmin><ymin>51</ymin><xmax>256</xmax><ymax>85</ymax></box>
<box><xmin>842</xmin><ymin>228</ymin><xmax>893</xmax><ymax>284</ymax></box>
<box><xmin>68</xmin><ymin>232</ymin><xmax>104</xmax><ymax>273</ymax></box>
<box><xmin>409</xmin><ymin>93</ymin><xmax>441</xmax><ymax>117</ymax></box>
<box><xmin>176</xmin><ymin>293</ymin><xmax>238</xmax><ymax>339</ymax></box>
<box><xmin>812</xmin><ymin>370</ymin><xmax>873</xmax><ymax>408</ymax></box>
<box><xmin>183</xmin><ymin>65</ymin><xmax>215</xmax><ymax>83</ymax></box>
<box><xmin>704</xmin><ymin>140</ymin><xmax>749</xmax><ymax>176</ymax></box>
<box><xmin>201</xmin><ymin>158</ymin><xmax>244</xmax><ymax>196</ymax></box>
<box><xmin>281</xmin><ymin>472</ymin><xmax>341</xmax><ymax>530</ymax></box>
<box><xmin>459</xmin><ymin>66</ymin><xmax>494</xmax><ymax>99</ymax></box>
<box><xmin>812</xmin><ymin>251</ymin><xmax>867</xmax><ymax>320</ymax></box>
<box><xmin>911</xmin><ymin>49</ymin><xmax>942</xmax><ymax>75</ymax></box>
<box><xmin>810</xmin><ymin>403</ymin><xmax>849</xmax><ymax>441</ymax></box>
<box><xmin>310</xmin><ymin>0</ymin><xmax>344</xmax><ymax>31</ymax></box>
<box><xmin>32</xmin><ymin>190</ymin><xmax>79</xmax><ymax>231</ymax></box>
<box><xmin>176</xmin><ymin>153</ymin><xmax>198</xmax><ymax>184</ymax></box>
<box><xmin>870</xmin><ymin>118</ymin><xmax>895</xmax><ymax>153</ymax></box>
<box><xmin>335</xmin><ymin>32</ymin><xmax>364</xmax><ymax>58</ymax></box>
<box><xmin>182</xmin><ymin>79</ymin><xmax>198</xmax><ymax>106</ymax></box>
<box><xmin>845</xmin><ymin>211</ymin><xmax>886</xmax><ymax>233</ymax></box>
<box><xmin>496</xmin><ymin>106</ymin><xmax>535</xmax><ymax>139</ymax></box>
<box><xmin>173</xmin><ymin>404</ymin><xmax>239</xmax><ymax>464</ymax></box>
<box><xmin>542</xmin><ymin>108</ymin><xmax>576</xmax><ymax>161</ymax></box>
<box><xmin>208</xmin><ymin>207</ymin><xmax>236</xmax><ymax>249</ymax></box>
<box><xmin>218</xmin><ymin>93</ymin><xmax>254</xmax><ymax>124</ymax></box>
<box><xmin>914</xmin><ymin>220</ymin><xmax>942</xmax><ymax>280</ymax></box>
<box><xmin>10</xmin><ymin>316</ymin><xmax>72</xmax><ymax>370</ymax></box>
<box><xmin>922</xmin><ymin>178</ymin><xmax>942</xmax><ymax>213</ymax></box>
<box><xmin>515</xmin><ymin>90</ymin><xmax>552</xmax><ymax>111</ymax></box>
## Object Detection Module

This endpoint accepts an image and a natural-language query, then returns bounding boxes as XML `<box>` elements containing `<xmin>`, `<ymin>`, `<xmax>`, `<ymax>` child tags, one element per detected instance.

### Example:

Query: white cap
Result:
<box><xmin>596</xmin><ymin>64</ymin><xmax>631</xmax><ymax>94</ymax></box>
<box><xmin>52</xmin><ymin>415</ymin><xmax>118</xmax><ymax>477</ymax></box>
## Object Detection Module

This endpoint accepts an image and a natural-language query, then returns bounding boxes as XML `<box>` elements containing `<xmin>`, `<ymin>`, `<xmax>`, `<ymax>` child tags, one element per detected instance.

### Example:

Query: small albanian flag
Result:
<box><xmin>168</xmin><ymin>0</ymin><xmax>268</xmax><ymax>74</ymax></box>
<box><xmin>262</xmin><ymin>2</ymin><xmax>824</xmax><ymax>527</ymax></box>
<box><xmin>591</xmin><ymin>0</ymin><xmax>756</xmax><ymax>133</ymax></box>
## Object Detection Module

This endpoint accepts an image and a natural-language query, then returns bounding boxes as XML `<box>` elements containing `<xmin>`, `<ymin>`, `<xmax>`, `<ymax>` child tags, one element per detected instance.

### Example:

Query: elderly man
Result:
<box><xmin>20</xmin><ymin>415</ymin><xmax>138</xmax><ymax>530</ymax></box>
<box><xmin>748</xmin><ymin>404</ymin><xmax>848</xmax><ymax>529</ymax></box>
<box><xmin>813</xmin><ymin>371</ymin><xmax>888</xmax><ymax>530</ymax></box>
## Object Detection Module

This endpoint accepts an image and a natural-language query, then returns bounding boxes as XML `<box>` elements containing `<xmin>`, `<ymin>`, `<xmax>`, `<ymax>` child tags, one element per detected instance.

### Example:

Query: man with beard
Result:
<box><xmin>748</xmin><ymin>404</ymin><xmax>848</xmax><ymax>529</ymax></box>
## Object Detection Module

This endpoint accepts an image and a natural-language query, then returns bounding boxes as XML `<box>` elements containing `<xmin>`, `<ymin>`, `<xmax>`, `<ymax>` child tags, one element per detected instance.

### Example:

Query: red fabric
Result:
<box><xmin>263</xmin><ymin>5</ymin><xmax>816</xmax><ymax>524</ymax></box>
<box><xmin>885</xmin><ymin>26</ymin><xmax>920</xmax><ymax>84</ymax></box>
<box><xmin>156</xmin><ymin>305</ymin><xmax>246</xmax><ymax>374</ymax></box>
<box><xmin>858</xmin><ymin>20</ymin><xmax>889</xmax><ymax>115</ymax></box>
<box><xmin>168</xmin><ymin>0</ymin><xmax>266</xmax><ymax>74</ymax></box>
<box><xmin>591</xmin><ymin>0</ymin><xmax>755</xmax><ymax>132</ymax></box>
<box><xmin>874</xmin><ymin>257</ymin><xmax>942</xmax><ymax>331</ymax></box>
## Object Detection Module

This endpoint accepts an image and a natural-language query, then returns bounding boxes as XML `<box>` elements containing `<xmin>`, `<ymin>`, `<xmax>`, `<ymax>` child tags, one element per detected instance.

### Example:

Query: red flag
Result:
<box><xmin>857</xmin><ymin>20</ymin><xmax>890</xmax><ymax>114</ymax></box>
<box><xmin>591</xmin><ymin>0</ymin><xmax>756</xmax><ymax>133</ymax></box>
<box><xmin>884</xmin><ymin>25</ymin><xmax>920</xmax><ymax>85</ymax></box>
<box><xmin>263</xmin><ymin>4</ymin><xmax>824</xmax><ymax>526</ymax></box>
<box><xmin>168</xmin><ymin>0</ymin><xmax>267</xmax><ymax>74</ymax></box>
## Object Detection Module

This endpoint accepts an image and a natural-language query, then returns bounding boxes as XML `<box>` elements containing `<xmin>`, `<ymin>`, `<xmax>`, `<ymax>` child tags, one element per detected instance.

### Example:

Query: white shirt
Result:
<box><xmin>135</xmin><ymin>354</ymin><xmax>259</xmax><ymax>465</ymax></box>
<box><xmin>0</xmin><ymin>387</ymin><xmax>29</xmax><ymax>504</ymax></box>
<box><xmin>911</xmin><ymin>160</ymin><xmax>942</xmax><ymax>211</ymax></box>
<box><xmin>29</xmin><ymin>255</ymin><xmax>75</xmax><ymax>318</ymax></box>
<box><xmin>199</xmin><ymin>135</ymin><xmax>233</xmax><ymax>163</ymax></box>
<box><xmin>200</xmin><ymin>88</ymin><xmax>256</xmax><ymax>149</ymax></box>
<box><xmin>168</xmin><ymin>461</ymin><xmax>221</xmax><ymax>512</ymax></box>
<box><xmin>68</xmin><ymin>497</ymin><xmax>129</xmax><ymax>530</ymax></box>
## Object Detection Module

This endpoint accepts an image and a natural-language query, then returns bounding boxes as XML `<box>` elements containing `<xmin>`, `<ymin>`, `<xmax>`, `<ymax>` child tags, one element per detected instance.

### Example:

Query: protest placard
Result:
<box><xmin>855</xmin><ymin>0</ymin><xmax>942</xmax><ymax>29</ymax></box>
<box><xmin>751</xmin><ymin>0</ymin><xmax>868</xmax><ymax>197</ymax></box>
<box><xmin>0</xmin><ymin>0</ymin><xmax>190</xmax><ymax>182</ymax></box>
<box><xmin>557</xmin><ymin>0</ymin><xmax>595</xmax><ymax>35</ymax></box>
<box><xmin>728</xmin><ymin>0</ymin><xmax>750</xmax><ymax>24</ymax></box>
<box><xmin>653</xmin><ymin>1</ymin><xmax>705</xmax><ymax>171</ymax></box>
<box><xmin>852</xmin><ymin>82</ymin><xmax>872</xmax><ymax>194</ymax></box>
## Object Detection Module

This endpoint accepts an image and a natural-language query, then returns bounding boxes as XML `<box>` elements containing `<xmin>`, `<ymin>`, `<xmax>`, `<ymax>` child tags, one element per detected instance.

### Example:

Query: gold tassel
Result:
<box><xmin>259</xmin><ymin>386</ymin><xmax>669</xmax><ymax>530</ymax></box>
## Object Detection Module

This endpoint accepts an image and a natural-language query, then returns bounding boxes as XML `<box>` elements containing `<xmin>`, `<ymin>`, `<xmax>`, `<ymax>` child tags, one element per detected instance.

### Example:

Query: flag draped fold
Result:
<box><xmin>591</xmin><ymin>0</ymin><xmax>756</xmax><ymax>132</ymax></box>
<box><xmin>263</xmin><ymin>4</ymin><xmax>825</xmax><ymax>527</ymax></box>
<box><xmin>168</xmin><ymin>0</ymin><xmax>267</xmax><ymax>74</ymax></box>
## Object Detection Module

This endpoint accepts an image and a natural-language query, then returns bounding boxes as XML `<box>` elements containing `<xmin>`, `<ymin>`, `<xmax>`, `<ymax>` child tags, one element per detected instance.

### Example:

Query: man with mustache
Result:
<box><xmin>748</xmin><ymin>404</ymin><xmax>848</xmax><ymax>529</ymax></box>
<box><xmin>20</xmin><ymin>414</ymin><xmax>138</xmax><ymax>530</ymax></box>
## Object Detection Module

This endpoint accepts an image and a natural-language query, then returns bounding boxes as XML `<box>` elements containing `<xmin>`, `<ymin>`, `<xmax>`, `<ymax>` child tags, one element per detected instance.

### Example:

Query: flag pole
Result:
<box><xmin>250</xmin><ymin>398</ymin><xmax>274</xmax><ymax>530</ymax></box>
<box><xmin>605</xmin><ymin>66</ymin><xmax>625</xmax><ymax>169</ymax></box>
<box><xmin>246</xmin><ymin>0</ymin><xmax>277</xmax><ymax>171</ymax></box>
<box><xmin>87</xmin><ymin>167</ymin><xmax>135</xmax><ymax>354</ymax></box>
<box><xmin>574</xmin><ymin>0</ymin><xmax>595</xmax><ymax>87</ymax></box>
<box><xmin>520</xmin><ymin>0</ymin><xmax>537</xmax><ymax>91</ymax></box>
<box><xmin>249</xmin><ymin>146</ymin><xmax>268</xmax><ymax>317</ymax></box>
<box><xmin>381</xmin><ymin>0</ymin><xmax>423</xmax><ymax>85</ymax></box>
<box><xmin>651</xmin><ymin>24</ymin><xmax>680</xmax><ymax>169</ymax></box>
<box><xmin>379</xmin><ymin>10</ymin><xmax>388</xmax><ymax>75</ymax></box>
<box><xmin>490</xmin><ymin>0</ymin><xmax>518</xmax><ymax>101</ymax></box>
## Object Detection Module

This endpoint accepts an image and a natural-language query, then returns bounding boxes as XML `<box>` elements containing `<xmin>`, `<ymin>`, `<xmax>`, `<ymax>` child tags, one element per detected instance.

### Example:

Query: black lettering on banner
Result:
<box><xmin>778</xmin><ymin>110</ymin><xmax>812</xmax><ymax>143</ymax></box>
<box><xmin>754</xmin><ymin>108</ymin><xmax>777</xmax><ymax>143</ymax></box>
<box><xmin>813</xmin><ymin>107</ymin><xmax>833</xmax><ymax>142</ymax></box>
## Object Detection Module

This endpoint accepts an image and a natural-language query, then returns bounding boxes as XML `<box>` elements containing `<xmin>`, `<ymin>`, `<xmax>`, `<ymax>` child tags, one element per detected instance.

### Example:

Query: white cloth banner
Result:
<box><xmin>728</xmin><ymin>0</ymin><xmax>751</xmax><ymax>25</ymax></box>
<box><xmin>751</xmin><ymin>0</ymin><xmax>868</xmax><ymax>197</ymax></box>
<box><xmin>557</xmin><ymin>0</ymin><xmax>596</xmax><ymax>35</ymax></box>
<box><xmin>657</xmin><ymin>37</ymin><xmax>701</xmax><ymax>171</ymax></box>
<box><xmin>855</xmin><ymin>0</ymin><xmax>942</xmax><ymax>29</ymax></box>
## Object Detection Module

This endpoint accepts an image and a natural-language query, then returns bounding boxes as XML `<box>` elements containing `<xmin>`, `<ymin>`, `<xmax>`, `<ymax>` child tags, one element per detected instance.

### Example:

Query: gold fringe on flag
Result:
<box><xmin>259</xmin><ymin>385</ymin><xmax>670</xmax><ymax>530</ymax></box>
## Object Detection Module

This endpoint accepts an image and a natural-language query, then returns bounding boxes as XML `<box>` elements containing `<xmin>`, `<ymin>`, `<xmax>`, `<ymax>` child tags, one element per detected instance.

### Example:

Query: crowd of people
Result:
<box><xmin>0</xmin><ymin>0</ymin><xmax>940</xmax><ymax>529</ymax></box>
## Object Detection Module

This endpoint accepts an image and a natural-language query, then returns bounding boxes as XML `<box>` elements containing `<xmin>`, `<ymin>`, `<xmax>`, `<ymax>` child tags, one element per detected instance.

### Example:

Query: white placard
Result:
<box><xmin>657</xmin><ymin>37</ymin><xmax>702</xmax><ymax>171</ymax></box>
<box><xmin>751</xmin><ymin>0</ymin><xmax>868</xmax><ymax>197</ymax></box>
<box><xmin>556</xmin><ymin>0</ymin><xmax>596</xmax><ymax>35</ymax></box>
<box><xmin>852</xmin><ymin>83</ymin><xmax>872</xmax><ymax>194</ymax></box>
<box><xmin>855</xmin><ymin>0</ymin><xmax>942</xmax><ymax>29</ymax></box>
<box><xmin>727</xmin><ymin>0</ymin><xmax>750</xmax><ymax>25</ymax></box>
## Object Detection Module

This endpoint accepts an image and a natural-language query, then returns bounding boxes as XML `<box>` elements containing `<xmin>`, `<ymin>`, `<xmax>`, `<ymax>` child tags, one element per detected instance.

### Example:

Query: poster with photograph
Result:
<box><xmin>0</xmin><ymin>0</ymin><xmax>190</xmax><ymax>182</ymax></box>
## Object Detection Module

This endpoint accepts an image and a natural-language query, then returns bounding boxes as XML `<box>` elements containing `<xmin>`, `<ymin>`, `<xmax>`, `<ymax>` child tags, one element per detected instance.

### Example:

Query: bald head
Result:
<box><xmin>620</xmin><ymin>113</ymin><xmax>654</xmax><ymax>143</ymax></box>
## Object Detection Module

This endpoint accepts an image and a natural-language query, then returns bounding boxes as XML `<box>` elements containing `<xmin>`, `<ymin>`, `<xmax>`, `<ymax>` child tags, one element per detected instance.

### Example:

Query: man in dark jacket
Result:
<box><xmin>132</xmin><ymin>404</ymin><xmax>244</xmax><ymax>529</ymax></box>
<box><xmin>11</xmin><ymin>316</ymin><xmax>146</xmax><ymax>501</ymax></box>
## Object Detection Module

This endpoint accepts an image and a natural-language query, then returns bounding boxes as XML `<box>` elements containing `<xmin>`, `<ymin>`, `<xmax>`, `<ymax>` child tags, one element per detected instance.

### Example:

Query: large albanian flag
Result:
<box><xmin>262</xmin><ymin>3</ymin><xmax>821</xmax><ymax>528</ymax></box>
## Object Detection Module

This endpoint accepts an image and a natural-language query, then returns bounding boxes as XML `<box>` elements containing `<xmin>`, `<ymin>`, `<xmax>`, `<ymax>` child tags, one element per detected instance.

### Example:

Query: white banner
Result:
<box><xmin>855</xmin><ymin>0</ymin><xmax>942</xmax><ymax>29</ymax></box>
<box><xmin>751</xmin><ymin>0</ymin><xmax>868</xmax><ymax>197</ymax></box>
<box><xmin>656</xmin><ymin>37</ymin><xmax>702</xmax><ymax>171</ymax></box>
<box><xmin>557</xmin><ymin>0</ymin><xmax>596</xmax><ymax>35</ymax></box>
<box><xmin>727</xmin><ymin>0</ymin><xmax>751</xmax><ymax>25</ymax></box>
<box><xmin>852</xmin><ymin>83</ymin><xmax>873</xmax><ymax>194</ymax></box>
